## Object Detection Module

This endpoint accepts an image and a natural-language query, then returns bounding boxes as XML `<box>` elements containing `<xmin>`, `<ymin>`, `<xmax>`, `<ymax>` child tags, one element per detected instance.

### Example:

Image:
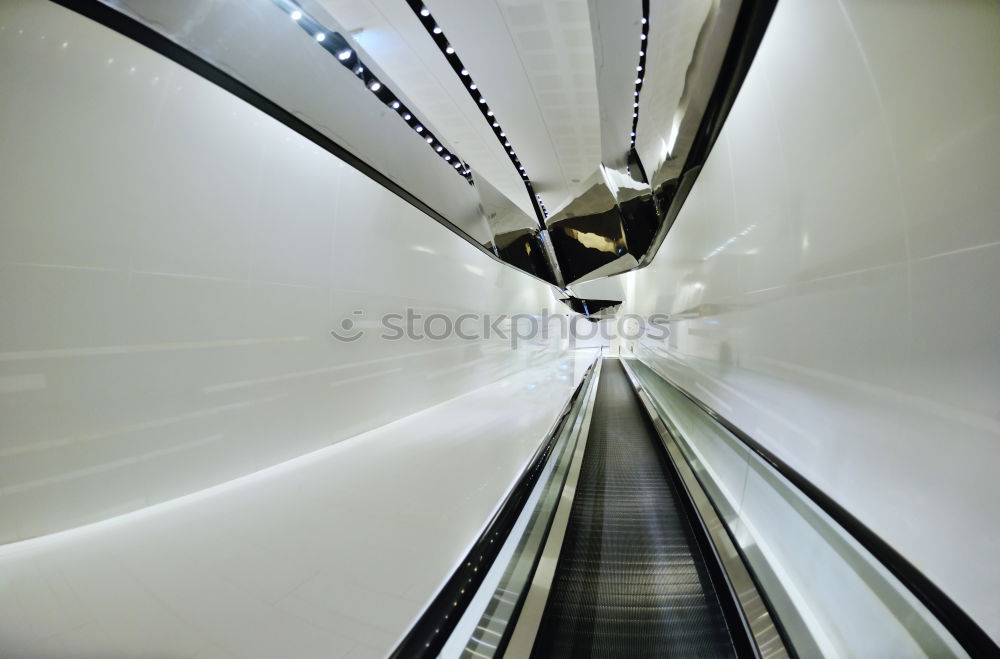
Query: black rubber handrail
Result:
<box><xmin>630</xmin><ymin>356</ymin><xmax>1000</xmax><ymax>657</ymax></box>
<box><xmin>389</xmin><ymin>357</ymin><xmax>598</xmax><ymax>658</ymax></box>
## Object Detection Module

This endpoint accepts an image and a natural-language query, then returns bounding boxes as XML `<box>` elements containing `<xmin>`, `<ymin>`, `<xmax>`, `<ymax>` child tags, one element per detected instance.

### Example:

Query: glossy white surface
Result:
<box><xmin>0</xmin><ymin>0</ymin><xmax>569</xmax><ymax>542</ymax></box>
<box><xmin>599</xmin><ymin>0</ymin><xmax>1000</xmax><ymax>642</ymax></box>
<box><xmin>0</xmin><ymin>350</ymin><xmax>596</xmax><ymax>657</ymax></box>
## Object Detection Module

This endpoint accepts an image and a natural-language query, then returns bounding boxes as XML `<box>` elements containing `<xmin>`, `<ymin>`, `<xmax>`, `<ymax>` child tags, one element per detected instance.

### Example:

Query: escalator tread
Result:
<box><xmin>531</xmin><ymin>358</ymin><xmax>737</xmax><ymax>658</ymax></box>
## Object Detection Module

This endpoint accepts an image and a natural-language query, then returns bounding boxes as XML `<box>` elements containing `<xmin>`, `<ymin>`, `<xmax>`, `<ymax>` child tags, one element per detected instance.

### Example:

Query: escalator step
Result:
<box><xmin>531</xmin><ymin>359</ymin><xmax>737</xmax><ymax>658</ymax></box>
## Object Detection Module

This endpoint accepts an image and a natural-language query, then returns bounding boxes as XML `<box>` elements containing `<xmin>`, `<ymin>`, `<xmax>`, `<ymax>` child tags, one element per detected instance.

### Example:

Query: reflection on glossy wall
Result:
<box><xmin>0</xmin><ymin>1</ymin><xmax>569</xmax><ymax>542</ymax></box>
<box><xmin>581</xmin><ymin>0</ymin><xmax>1000</xmax><ymax>643</ymax></box>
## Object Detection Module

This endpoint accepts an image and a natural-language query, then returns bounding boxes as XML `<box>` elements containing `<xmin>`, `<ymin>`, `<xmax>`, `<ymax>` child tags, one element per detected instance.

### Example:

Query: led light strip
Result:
<box><xmin>273</xmin><ymin>1</ymin><xmax>473</xmax><ymax>182</ymax></box>
<box><xmin>629</xmin><ymin>1</ymin><xmax>650</xmax><ymax>151</ymax></box>
<box><xmin>406</xmin><ymin>1</ymin><xmax>548</xmax><ymax>223</ymax></box>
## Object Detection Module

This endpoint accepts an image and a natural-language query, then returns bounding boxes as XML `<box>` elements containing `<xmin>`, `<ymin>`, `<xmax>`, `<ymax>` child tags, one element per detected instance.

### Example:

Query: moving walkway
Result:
<box><xmin>391</xmin><ymin>356</ymin><xmax>995</xmax><ymax>658</ymax></box>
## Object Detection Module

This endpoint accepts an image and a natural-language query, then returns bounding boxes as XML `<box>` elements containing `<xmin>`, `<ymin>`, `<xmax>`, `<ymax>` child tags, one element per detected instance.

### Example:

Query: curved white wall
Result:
<box><xmin>587</xmin><ymin>0</ymin><xmax>1000</xmax><ymax>642</ymax></box>
<box><xmin>0</xmin><ymin>1</ymin><xmax>565</xmax><ymax>543</ymax></box>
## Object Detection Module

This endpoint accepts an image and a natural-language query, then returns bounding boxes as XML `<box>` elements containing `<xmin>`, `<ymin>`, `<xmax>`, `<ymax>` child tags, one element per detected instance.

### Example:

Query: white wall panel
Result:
<box><xmin>606</xmin><ymin>0</ymin><xmax>1000</xmax><ymax>642</ymax></box>
<box><xmin>0</xmin><ymin>0</ymin><xmax>566</xmax><ymax>542</ymax></box>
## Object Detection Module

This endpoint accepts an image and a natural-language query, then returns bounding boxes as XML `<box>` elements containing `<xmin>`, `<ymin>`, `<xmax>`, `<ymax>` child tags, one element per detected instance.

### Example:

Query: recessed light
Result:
<box><xmin>420</xmin><ymin>7</ymin><xmax>430</xmax><ymax>16</ymax></box>
<box><xmin>433</xmin><ymin>26</ymin><xmax>442</xmax><ymax>34</ymax></box>
<box><xmin>337</xmin><ymin>49</ymin><xmax>351</xmax><ymax>60</ymax></box>
<box><xmin>369</xmin><ymin>81</ymin><xmax>382</xmax><ymax>91</ymax></box>
<box><xmin>291</xmin><ymin>10</ymin><xmax>302</xmax><ymax>21</ymax></box>
<box><xmin>315</xmin><ymin>33</ymin><xmax>326</xmax><ymax>42</ymax></box>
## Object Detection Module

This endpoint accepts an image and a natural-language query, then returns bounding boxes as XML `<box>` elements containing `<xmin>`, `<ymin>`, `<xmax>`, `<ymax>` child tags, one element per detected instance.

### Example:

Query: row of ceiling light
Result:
<box><xmin>274</xmin><ymin>1</ymin><xmax>473</xmax><ymax>182</ymax></box>
<box><xmin>407</xmin><ymin>1</ymin><xmax>548</xmax><ymax>222</ymax></box>
<box><xmin>630</xmin><ymin>3</ymin><xmax>650</xmax><ymax>150</ymax></box>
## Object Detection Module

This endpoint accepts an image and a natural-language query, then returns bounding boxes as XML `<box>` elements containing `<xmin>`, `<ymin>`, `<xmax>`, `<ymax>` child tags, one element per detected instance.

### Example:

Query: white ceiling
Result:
<box><xmin>315</xmin><ymin>0</ymin><xmax>603</xmax><ymax>217</ymax></box>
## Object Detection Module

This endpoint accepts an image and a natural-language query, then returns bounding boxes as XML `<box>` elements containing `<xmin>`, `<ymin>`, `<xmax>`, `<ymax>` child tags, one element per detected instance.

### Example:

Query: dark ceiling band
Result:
<box><xmin>405</xmin><ymin>0</ymin><xmax>547</xmax><ymax>226</ymax></box>
<box><xmin>629</xmin><ymin>0</ymin><xmax>650</xmax><ymax>152</ymax></box>
<box><xmin>273</xmin><ymin>0</ymin><xmax>472</xmax><ymax>183</ymax></box>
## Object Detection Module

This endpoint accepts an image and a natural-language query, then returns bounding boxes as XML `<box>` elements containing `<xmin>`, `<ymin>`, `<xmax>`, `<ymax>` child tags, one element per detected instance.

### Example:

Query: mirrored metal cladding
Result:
<box><xmin>558</xmin><ymin>297</ymin><xmax>622</xmax><ymax>318</ymax></box>
<box><xmin>84</xmin><ymin>0</ymin><xmax>774</xmax><ymax>294</ymax></box>
<box><xmin>539</xmin><ymin>0</ymin><xmax>762</xmax><ymax>286</ymax></box>
<box><xmin>543</xmin><ymin>164</ymin><xmax>658</xmax><ymax>285</ymax></box>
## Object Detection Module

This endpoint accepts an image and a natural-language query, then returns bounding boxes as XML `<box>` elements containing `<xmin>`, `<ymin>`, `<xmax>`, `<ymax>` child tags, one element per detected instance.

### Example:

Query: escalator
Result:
<box><xmin>530</xmin><ymin>358</ymin><xmax>740</xmax><ymax>657</ymax></box>
<box><xmin>393</xmin><ymin>355</ymin><xmax>987</xmax><ymax>659</ymax></box>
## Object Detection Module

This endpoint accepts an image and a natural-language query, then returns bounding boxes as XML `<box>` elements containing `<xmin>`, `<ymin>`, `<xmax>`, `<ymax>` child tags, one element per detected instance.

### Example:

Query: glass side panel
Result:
<box><xmin>626</xmin><ymin>356</ymin><xmax>967</xmax><ymax>659</ymax></box>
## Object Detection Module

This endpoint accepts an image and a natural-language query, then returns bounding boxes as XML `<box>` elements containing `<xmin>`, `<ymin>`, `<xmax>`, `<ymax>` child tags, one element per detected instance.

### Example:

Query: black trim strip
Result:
<box><xmin>633</xmin><ymin>354</ymin><xmax>1000</xmax><ymax>657</ymax></box>
<box><xmin>271</xmin><ymin>0</ymin><xmax>474</xmax><ymax>183</ymax></box>
<box><xmin>628</xmin><ymin>0</ymin><xmax>650</xmax><ymax>154</ymax></box>
<box><xmin>404</xmin><ymin>0</ymin><xmax>548</xmax><ymax>226</ymax></box>
<box><xmin>45</xmin><ymin>0</ymin><xmax>561</xmax><ymax>285</ymax></box>
<box><xmin>389</xmin><ymin>359</ymin><xmax>597</xmax><ymax>658</ymax></box>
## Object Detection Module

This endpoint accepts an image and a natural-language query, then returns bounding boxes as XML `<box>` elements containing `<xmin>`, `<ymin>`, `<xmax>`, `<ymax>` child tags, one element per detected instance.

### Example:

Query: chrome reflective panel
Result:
<box><xmin>541</xmin><ymin>0</ymin><xmax>750</xmax><ymax>285</ymax></box>
<box><xmin>558</xmin><ymin>298</ymin><xmax>622</xmax><ymax>318</ymax></box>
<box><xmin>634</xmin><ymin>0</ymin><xmax>773</xmax><ymax>268</ymax></box>
<box><xmin>475</xmin><ymin>173</ymin><xmax>539</xmax><ymax>247</ymax></box>
<box><xmin>86</xmin><ymin>0</ymin><xmax>773</xmax><ymax>292</ymax></box>
<box><xmin>544</xmin><ymin>166</ymin><xmax>650</xmax><ymax>285</ymax></box>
